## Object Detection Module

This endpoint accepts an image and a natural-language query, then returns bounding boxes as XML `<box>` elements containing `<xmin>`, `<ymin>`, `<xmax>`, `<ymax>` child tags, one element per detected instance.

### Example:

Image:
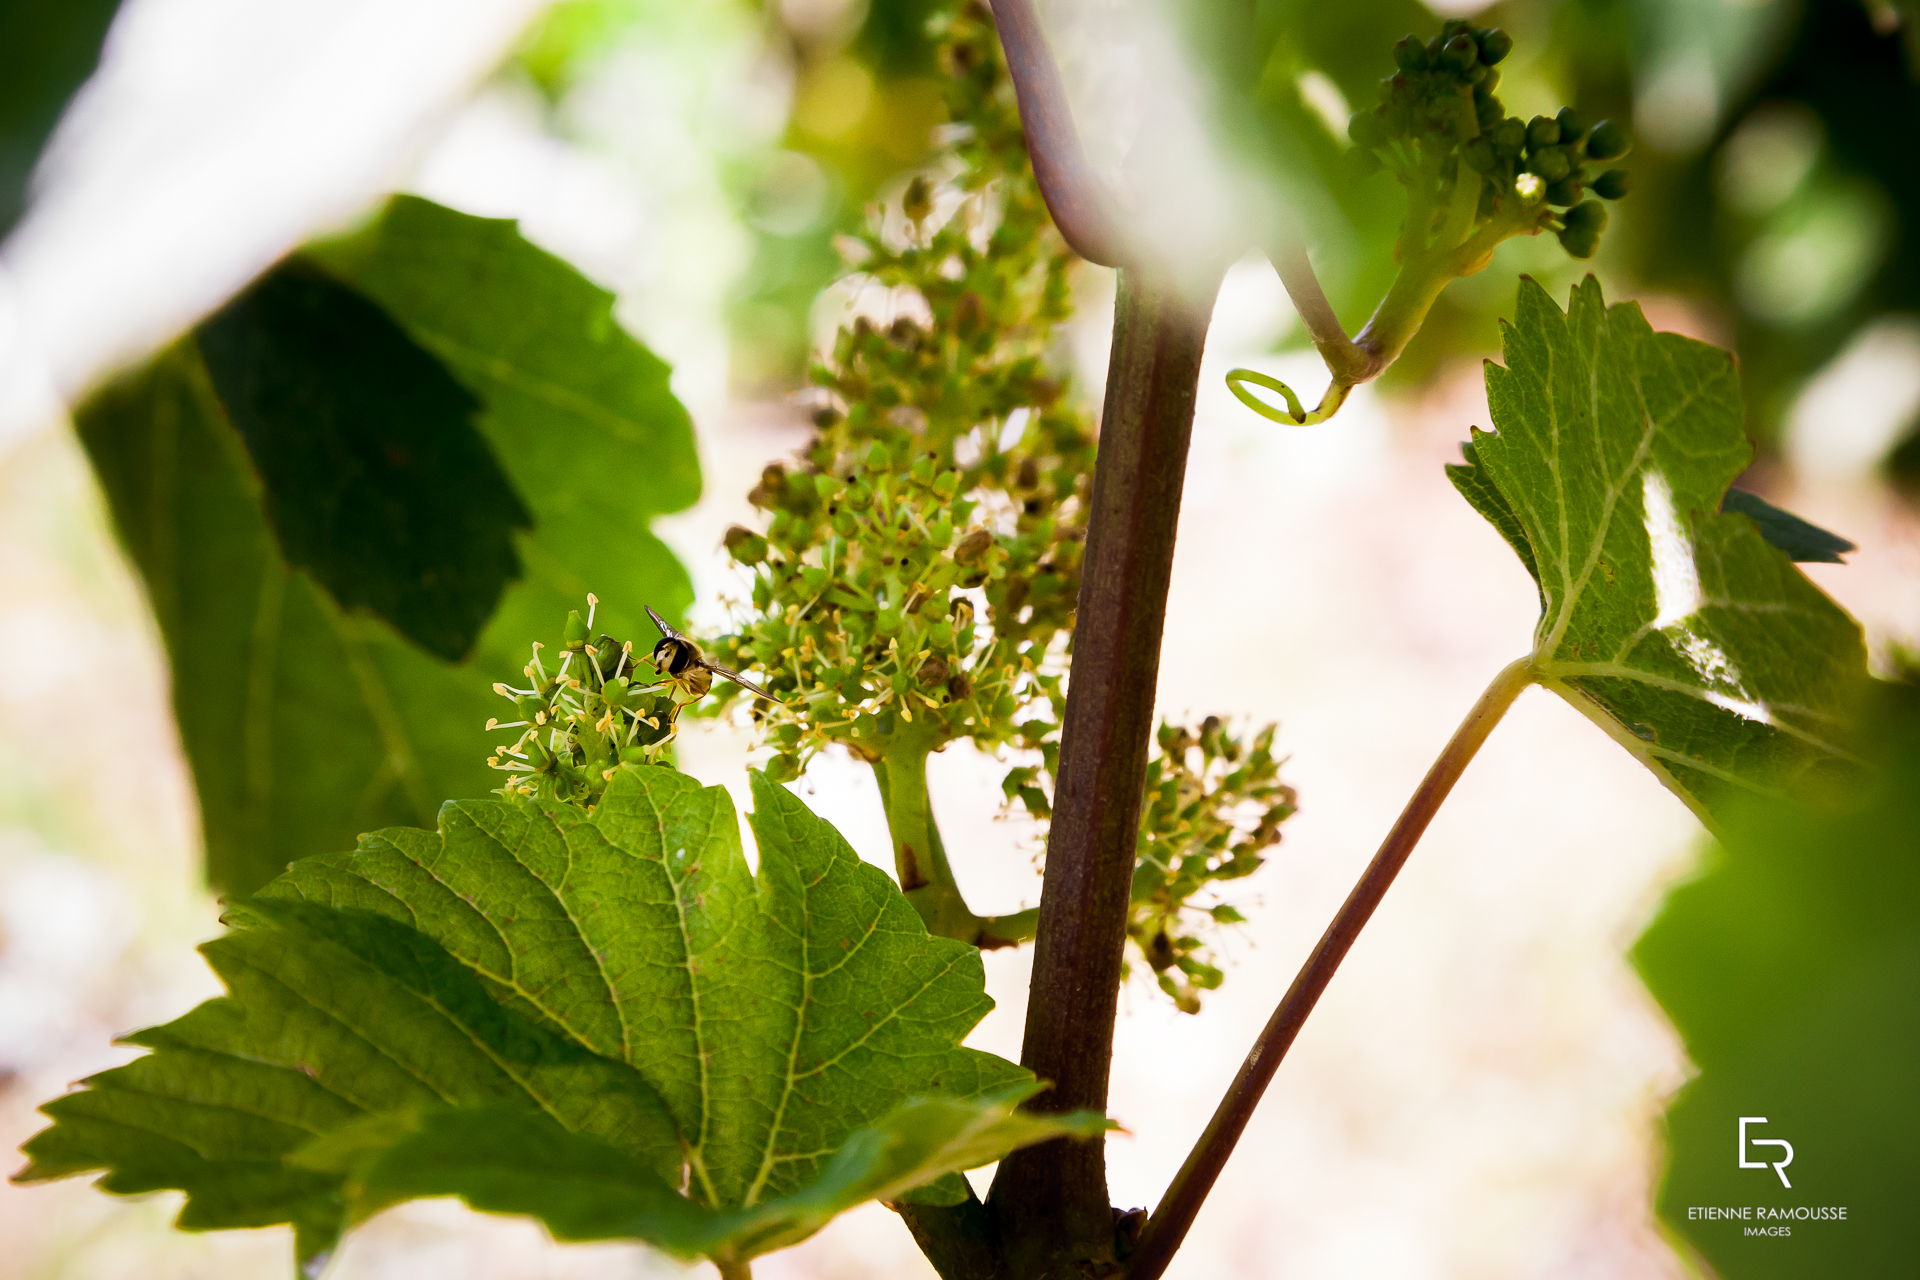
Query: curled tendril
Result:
<box><xmin>1225</xmin><ymin>368</ymin><xmax>1353</xmax><ymax>427</ymax></box>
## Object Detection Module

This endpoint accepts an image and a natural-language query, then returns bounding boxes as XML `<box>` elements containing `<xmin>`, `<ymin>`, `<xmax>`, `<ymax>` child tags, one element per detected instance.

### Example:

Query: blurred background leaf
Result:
<box><xmin>75</xmin><ymin>196</ymin><xmax>697</xmax><ymax>896</ymax></box>
<box><xmin>0</xmin><ymin>0</ymin><xmax>123</xmax><ymax>239</ymax></box>
<box><xmin>196</xmin><ymin>259</ymin><xmax>530</xmax><ymax>661</ymax></box>
<box><xmin>1634</xmin><ymin>676</ymin><xmax>1920</xmax><ymax>1278</ymax></box>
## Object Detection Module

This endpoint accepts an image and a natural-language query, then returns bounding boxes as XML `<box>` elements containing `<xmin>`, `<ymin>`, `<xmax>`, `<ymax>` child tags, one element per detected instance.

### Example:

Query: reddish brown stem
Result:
<box><xmin>990</xmin><ymin>0</ymin><xmax>1125</xmax><ymax>267</ymax></box>
<box><xmin>985</xmin><ymin>268</ymin><xmax>1219</xmax><ymax>1276</ymax></box>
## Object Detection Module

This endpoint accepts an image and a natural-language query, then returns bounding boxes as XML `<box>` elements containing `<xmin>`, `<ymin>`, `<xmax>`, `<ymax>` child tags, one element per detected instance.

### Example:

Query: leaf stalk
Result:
<box><xmin>1126</xmin><ymin>655</ymin><xmax>1537</xmax><ymax>1279</ymax></box>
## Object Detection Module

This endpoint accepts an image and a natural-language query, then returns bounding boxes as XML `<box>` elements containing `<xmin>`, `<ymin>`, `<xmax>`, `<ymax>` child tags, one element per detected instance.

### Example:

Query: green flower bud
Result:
<box><xmin>1492</xmin><ymin>117</ymin><xmax>1527</xmax><ymax>155</ymax></box>
<box><xmin>902</xmin><ymin>174</ymin><xmax>933</xmax><ymax>223</ymax></box>
<box><xmin>1585</xmin><ymin>119</ymin><xmax>1631</xmax><ymax>160</ymax></box>
<box><xmin>1462</xmin><ymin>137</ymin><xmax>1497</xmax><ymax>173</ymax></box>
<box><xmin>764</xmin><ymin>754</ymin><xmax>801</xmax><ymax>783</ymax></box>
<box><xmin>1545</xmin><ymin>174</ymin><xmax>1584</xmax><ymax>206</ymax></box>
<box><xmin>1476</xmin><ymin>27</ymin><xmax>1513</xmax><ymax>65</ymax></box>
<box><xmin>1526</xmin><ymin>115</ymin><xmax>1560</xmax><ymax>149</ymax></box>
<box><xmin>954</xmin><ymin>528</ymin><xmax>993</xmax><ymax>564</ymax></box>
<box><xmin>1393</xmin><ymin>35</ymin><xmax>1427</xmax><ymax>72</ymax></box>
<box><xmin>864</xmin><ymin>440</ymin><xmax>888</xmax><ymax>471</ymax></box>
<box><xmin>1557</xmin><ymin>225</ymin><xmax>1600</xmax><ymax>258</ymax></box>
<box><xmin>1554</xmin><ymin>106</ymin><xmax>1588</xmax><ymax>143</ymax></box>
<box><xmin>1473</xmin><ymin>94</ymin><xmax>1504</xmax><ymax>132</ymax></box>
<box><xmin>1440</xmin><ymin>34</ymin><xmax>1479</xmax><ymax>73</ymax></box>
<box><xmin>1528</xmin><ymin>146</ymin><xmax>1572</xmax><ymax>182</ymax></box>
<box><xmin>562</xmin><ymin>609</ymin><xmax>590</xmax><ymax>650</ymax></box>
<box><xmin>724</xmin><ymin>525</ymin><xmax>769</xmax><ymax>564</ymax></box>
<box><xmin>1591</xmin><ymin>168</ymin><xmax>1630</xmax><ymax>199</ymax></box>
<box><xmin>1564</xmin><ymin>199</ymin><xmax>1608</xmax><ymax>233</ymax></box>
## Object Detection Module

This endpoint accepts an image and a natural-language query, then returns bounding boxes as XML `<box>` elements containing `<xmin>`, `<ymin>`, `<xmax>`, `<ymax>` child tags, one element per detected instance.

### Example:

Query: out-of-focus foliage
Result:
<box><xmin>75</xmin><ymin>196</ymin><xmax>696</xmax><ymax>895</ymax></box>
<box><xmin>1556</xmin><ymin>0</ymin><xmax>1920</xmax><ymax>454</ymax></box>
<box><xmin>1635</xmin><ymin>677</ymin><xmax>1920</xmax><ymax>1279</ymax></box>
<box><xmin>0</xmin><ymin>0</ymin><xmax>121</xmax><ymax>239</ymax></box>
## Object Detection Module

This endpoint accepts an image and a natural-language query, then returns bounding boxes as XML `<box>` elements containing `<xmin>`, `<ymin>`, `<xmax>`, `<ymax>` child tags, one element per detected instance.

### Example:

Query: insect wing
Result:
<box><xmin>703</xmin><ymin>660</ymin><xmax>784</xmax><ymax>705</ymax></box>
<box><xmin>644</xmin><ymin>604</ymin><xmax>686</xmax><ymax>641</ymax></box>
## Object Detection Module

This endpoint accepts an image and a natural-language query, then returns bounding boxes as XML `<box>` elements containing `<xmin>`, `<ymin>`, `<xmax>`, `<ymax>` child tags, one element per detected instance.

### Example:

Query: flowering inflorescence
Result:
<box><xmin>1348</xmin><ymin>20</ymin><xmax>1631</xmax><ymax>264</ymax></box>
<box><xmin>485</xmin><ymin>595</ymin><xmax>680</xmax><ymax>806</ymax></box>
<box><xmin>707</xmin><ymin>4</ymin><xmax>1088</xmax><ymax>776</ymax></box>
<box><xmin>700</xmin><ymin>0</ymin><xmax>1294</xmax><ymax>1005</ymax></box>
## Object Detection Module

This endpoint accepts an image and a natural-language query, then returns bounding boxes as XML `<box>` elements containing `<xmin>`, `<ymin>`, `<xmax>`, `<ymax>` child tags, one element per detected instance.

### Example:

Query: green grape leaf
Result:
<box><xmin>17</xmin><ymin>768</ymin><xmax>1098</xmax><ymax>1271</ymax></box>
<box><xmin>1448</xmin><ymin>278</ymin><xmax>1867</xmax><ymax>822</ymax></box>
<box><xmin>74</xmin><ymin>194</ymin><xmax>698</xmax><ymax>895</ymax></box>
<box><xmin>295</xmin><ymin>1087</ymin><xmax>1101</xmax><ymax>1263</ymax></box>
<box><xmin>1634</xmin><ymin>685</ymin><xmax>1920</xmax><ymax>1278</ymax></box>
<box><xmin>196</xmin><ymin>259</ymin><xmax>530</xmax><ymax>660</ymax></box>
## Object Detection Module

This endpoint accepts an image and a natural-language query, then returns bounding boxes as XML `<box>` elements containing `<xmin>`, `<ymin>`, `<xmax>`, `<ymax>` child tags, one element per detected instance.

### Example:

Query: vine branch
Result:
<box><xmin>1126</xmin><ymin>656</ymin><xmax>1537</xmax><ymax>1279</ymax></box>
<box><xmin>986</xmin><ymin>268</ymin><xmax>1220</xmax><ymax>1275</ymax></box>
<box><xmin>990</xmin><ymin>0</ymin><xmax>1126</xmax><ymax>267</ymax></box>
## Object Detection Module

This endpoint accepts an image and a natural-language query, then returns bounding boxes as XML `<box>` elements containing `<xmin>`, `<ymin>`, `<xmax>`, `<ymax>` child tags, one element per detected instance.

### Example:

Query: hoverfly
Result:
<box><xmin>645</xmin><ymin>605</ymin><xmax>783</xmax><ymax>712</ymax></box>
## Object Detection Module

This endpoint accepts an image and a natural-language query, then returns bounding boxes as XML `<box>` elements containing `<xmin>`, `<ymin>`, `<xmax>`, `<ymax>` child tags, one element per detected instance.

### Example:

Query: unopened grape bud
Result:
<box><xmin>724</xmin><ymin>525</ymin><xmax>769</xmax><ymax>564</ymax></box>
<box><xmin>902</xmin><ymin>174</ymin><xmax>932</xmax><ymax>223</ymax></box>
<box><xmin>1591</xmin><ymin>168</ymin><xmax>1630</xmax><ymax>199</ymax></box>
<box><xmin>1585</xmin><ymin>120</ymin><xmax>1631</xmax><ymax>160</ymax></box>
<box><xmin>1440</xmin><ymin>33</ymin><xmax>1479</xmax><ymax>73</ymax></box>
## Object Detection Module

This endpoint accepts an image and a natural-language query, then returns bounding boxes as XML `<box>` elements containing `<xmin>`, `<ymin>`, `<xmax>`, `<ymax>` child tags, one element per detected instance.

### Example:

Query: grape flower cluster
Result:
<box><xmin>484</xmin><ymin>596</ymin><xmax>680</xmax><ymax>807</ymax></box>
<box><xmin>1348</xmin><ymin>20</ymin><xmax>1631</xmax><ymax>264</ymax></box>
<box><xmin>693</xmin><ymin>0</ymin><xmax>1295</xmax><ymax>1005</ymax></box>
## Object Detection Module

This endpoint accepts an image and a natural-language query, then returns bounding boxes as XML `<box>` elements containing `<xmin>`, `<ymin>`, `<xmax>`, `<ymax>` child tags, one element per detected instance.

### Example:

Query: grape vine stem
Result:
<box><xmin>1126</xmin><ymin>655</ymin><xmax>1537</xmax><ymax>1279</ymax></box>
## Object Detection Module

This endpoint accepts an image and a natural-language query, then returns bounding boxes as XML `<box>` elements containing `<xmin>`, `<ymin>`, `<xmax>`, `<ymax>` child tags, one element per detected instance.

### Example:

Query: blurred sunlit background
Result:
<box><xmin>3</xmin><ymin>0</ymin><xmax>1917</xmax><ymax>1277</ymax></box>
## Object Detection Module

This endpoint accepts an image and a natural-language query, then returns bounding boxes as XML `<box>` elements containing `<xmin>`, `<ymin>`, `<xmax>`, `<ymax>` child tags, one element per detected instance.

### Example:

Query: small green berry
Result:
<box><xmin>1492</xmin><ymin>117</ymin><xmax>1527</xmax><ymax>155</ymax></box>
<box><xmin>1526</xmin><ymin>115</ymin><xmax>1561</xmax><ymax>149</ymax></box>
<box><xmin>1554</xmin><ymin>107</ymin><xmax>1588</xmax><ymax>143</ymax></box>
<box><xmin>1476</xmin><ymin>27</ymin><xmax>1513</xmax><ymax>64</ymax></box>
<box><xmin>1545</xmin><ymin>175</ymin><xmax>1584</xmax><ymax>206</ymax></box>
<box><xmin>1393</xmin><ymin>35</ymin><xmax>1427</xmax><ymax>72</ymax></box>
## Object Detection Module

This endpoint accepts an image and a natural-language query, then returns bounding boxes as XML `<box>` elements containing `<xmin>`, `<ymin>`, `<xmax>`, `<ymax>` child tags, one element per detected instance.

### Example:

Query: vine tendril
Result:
<box><xmin>1225</xmin><ymin>367</ymin><xmax>1352</xmax><ymax>426</ymax></box>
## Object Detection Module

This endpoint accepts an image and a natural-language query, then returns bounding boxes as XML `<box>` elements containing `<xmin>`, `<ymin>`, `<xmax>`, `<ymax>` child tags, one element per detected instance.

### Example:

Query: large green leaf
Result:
<box><xmin>1634</xmin><ymin>685</ymin><xmax>1920</xmax><ymax>1278</ymax></box>
<box><xmin>196</xmin><ymin>259</ymin><xmax>530</xmax><ymax>660</ymax></box>
<box><xmin>17</xmin><ymin>767</ymin><xmax>1100</xmax><ymax>1271</ymax></box>
<box><xmin>75</xmin><ymin>195</ymin><xmax>698</xmax><ymax>894</ymax></box>
<box><xmin>1448</xmin><ymin>277</ymin><xmax>1867</xmax><ymax>822</ymax></box>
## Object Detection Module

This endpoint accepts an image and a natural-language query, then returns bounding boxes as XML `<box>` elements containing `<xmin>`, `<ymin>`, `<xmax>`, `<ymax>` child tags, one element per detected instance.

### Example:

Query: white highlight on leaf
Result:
<box><xmin>1643</xmin><ymin>470</ymin><xmax>1702</xmax><ymax>627</ymax></box>
<box><xmin>1642</xmin><ymin>470</ymin><xmax>1775</xmax><ymax>726</ymax></box>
